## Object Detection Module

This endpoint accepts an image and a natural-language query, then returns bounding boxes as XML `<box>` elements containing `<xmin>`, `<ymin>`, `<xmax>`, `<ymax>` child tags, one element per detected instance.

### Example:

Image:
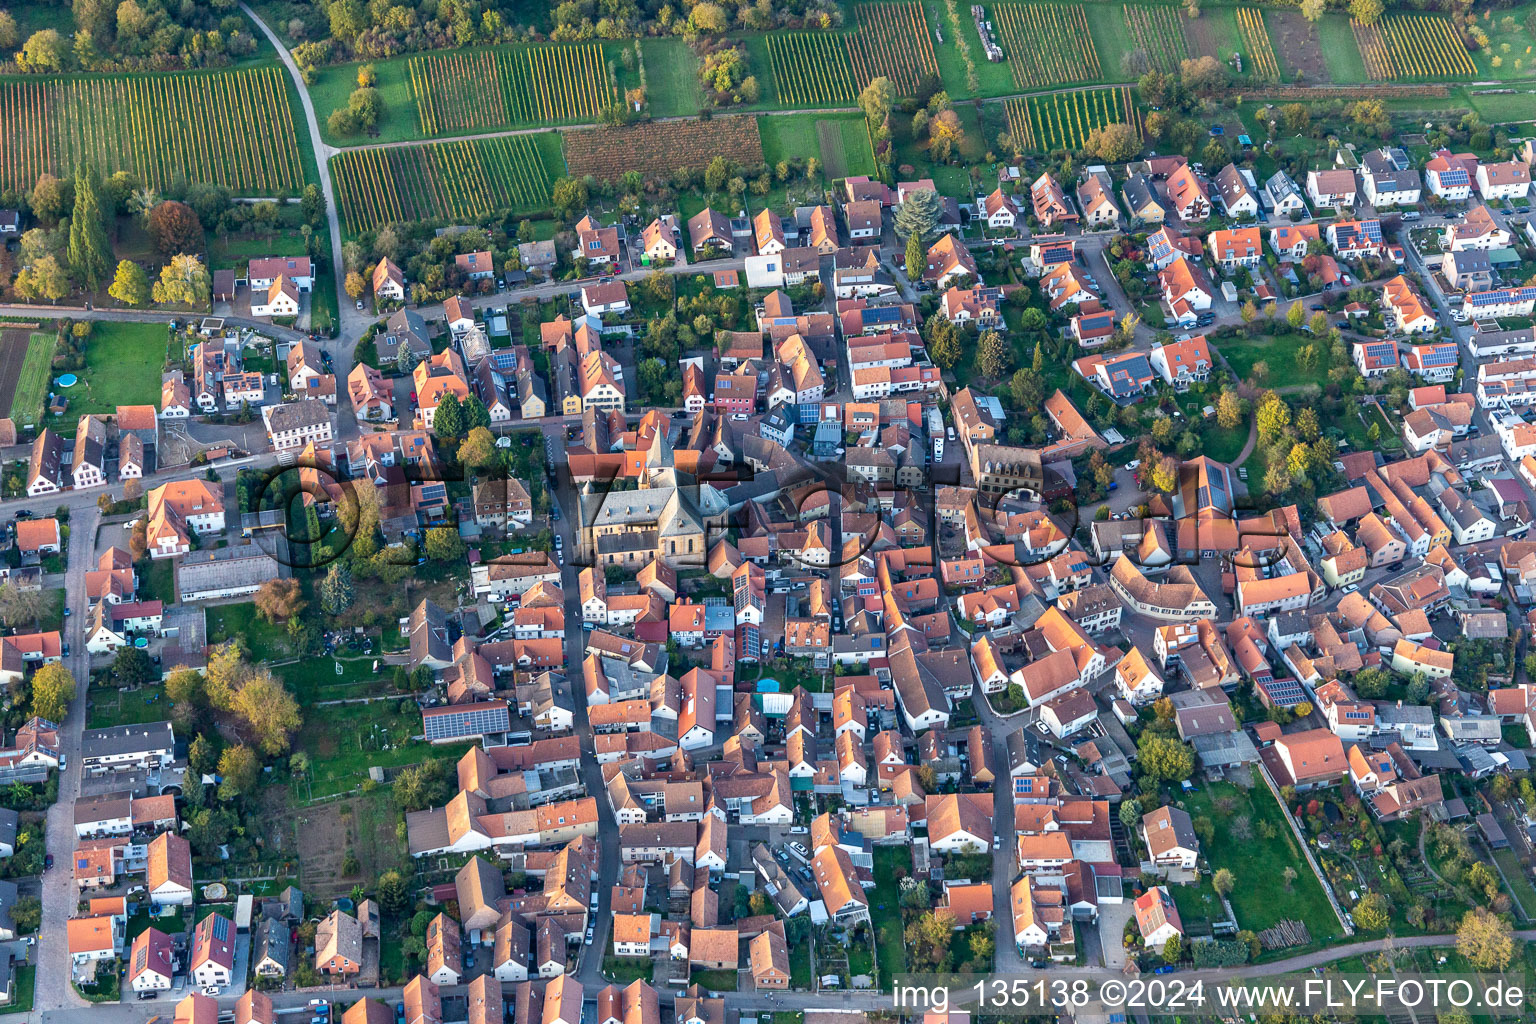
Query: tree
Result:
<box><xmin>1213</xmin><ymin>868</ymin><xmax>1235</xmax><ymax>897</ymax></box>
<box><xmin>1216</xmin><ymin>390</ymin><xmax>1244</xmax><ymax>430</ymax></box>
<box><xmin>424</xmin><ymin>527</ymin><xmax>464</xmax><ymax>562</ymax></box>
<box><xmin>0</xmin><ymin>584</ymin><xmax>44</xmax><ymax>628</ymax></box>
<box><xmin>30</xmin><ymin>663</ymin><xmax>76</xmax><ymax>722</ymax></box>
<box><xmin>152</xmin><ymin>253</ymin><xmax>211</xmax><ymax>307</ymax></box>
<box><xmin>550</xmin><ymin>177</ymin><xmax>588</xmax><ymax>219</ymax></box>
<box><xmin>165</xmin><ymin>666</ymin><xmax>206</xmax><ymax>708</ymax></box>
<box><xmin>1256</xmin><ymin>393</ymin><xmax>1291</xmax><ymax>446</ymax></box>
<box><xmin>345</xmin><ymin>271</ymin><xmax>365</xmax><ymax>300</ymax></box>
<box><xmin>10</xmin><ymin>895</ymin><xmax>38</xmax><ymax>934</ymax></box>
<box><xmin>147</xmin><ymin>200</ymin><xmax>203</xmax><ymax>257</ymax></box>
<box><xmin>1149</xmin><ymin>456</ymin><xmax>1178</xmax><ymax>493</ymax></box>
<box><xmin>15</xmin><ymin>255</ymin><xmax>70</xmax><ymax>303</ymax></box>
<box><xmin>0</xmin><ymin>12</ymin><xmax>17</xmax><ymax>50</ymax></box>
<box><xmin>1162</xmin><ymin>936</ymin><xmax>1182</xmax><ymax>963</ymax></box>
<box><xmin>1137</xmin><ymin>733</ymin><xmax>1195</xmax><ymax>783</ymax></box>
<box><xmin>255</xmin><ymin>578</ymin><xmax>305</xmax><ymax>623</ymax></box>
<box><xmin>321</xmin><ymin>562</ymin><xmax>355</xmax><ymax>616</ymax></box>
<box><xmin>68</xmin><ymin>163</ymin><xmax>111</xmax><ymax>290</ymax></box>
<box><xmin>1118</xmin><ymin>798</ymin><xmax>1142</xmax><ymax>830</ymax></box>
<box><xmin>108</xmin><ymin>259</ymin><xmax>151</xmax><ymax>307</ymax></box>
<box><xmin>977</xmin><ymin>330</ymin><xmax>1009</xmax><ymax>378</ymax></box>
<box><xmin>377</xmin><ymin>870</ymin><xmax>411</xmax><ymax>914</ymax></box>
<box><xmin>905</xmin><ymin>231</ymin><xmax>925</xmax><ymax>276</ymax></box>
<box><xmin>1300</xmin><ymin>0</ymin><xmax>1326</xmax><ymax>22</ymax></box>
<box><xmin>231</xmin><ymin>673</ymin><xmax>303</xmax><ymax>755</ymax></box>
<box><xmin>457</xmin><ymin>426</ymin><xmax>495</xmax><ymax>468</ymax></box>
<box><xmin>112</xmin><ymin>647</ymin><xmax>154</xmax><ymax>687</ymax></box>
<box><xmin>1179</xmin><ymin>55</ymin><xmax>1227</xmax><ymax>98</ymax></box>
<box><xmin>858</xmin><ymin>76</ymin><xmax>897</xmax><ymax>125</ymax></box>
<box><xmin>16</xmin><ymin>29</ymin><xmax>67</xmax><ymax>72</ymax></box>
<box><xmin>204</xmin><ymin>641</ymin><xmax>249</xmax><ymax>712</ymax></box>
<box><xmin>217</xmin><ymin>744</ymin><xmax>260</xmax><ymax>800</ymax></box>
<box><xmin>1086</xmin><ymin>122</ymin><xmax>1140</xmax><ymax>162</ymax></box>
<box><xmin>1456</xmin><ymin>907</ymin><xmax>1515</xmax><ymax>969</ymax></box>
<box><xmin>432</xmin><ymin>393</ymin><xmax>465</xmax><ymax>441</ymax></box>
<box><xmin>928</xmin><ymin>110</ymin><xmax>965</xmax><ymax>161</ymax></box>
<box><xmin>894</xmin><ymin>188</ymin><xmax>942</xmax><ymax>241</ymax></box>
<box><xmin>29</xmin><ymin>173</ymin><xmax>70</xmax><ymax>222</ymax></box>
<box><xmin>1347</xmin><ymin>0</ymin><xmax>1384</xmax><ymax>24</ymax></box>
<box><xmin>1283</xmin><ymin>866</ymin><xmax>1298</xmax><ymax>889</ymax></box>
<box><xmin>1010</xmin><ymin>368</ymin><xmax>1043</xmax><ymax>409</ymax></box>
<box><xmin>393</xmin><ymin>761</ymin><xmax>454</xmax><ymax>812</ymax></box>
<box><xmin>461</xmin><ymin>395</ymin><xmax>491</xmax><ymax>432</ymax></box>
<box><xmin>1353</xmin><ymin>892</ymin><xmax>1390</xmax><ymax>931</ymax></box>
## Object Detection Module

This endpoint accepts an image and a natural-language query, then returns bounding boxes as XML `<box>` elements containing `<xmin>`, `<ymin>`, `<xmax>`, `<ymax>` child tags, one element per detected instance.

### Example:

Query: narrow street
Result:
<box><xmin>34</xmin><ymin>506</ymin><xmax>99</xmax><ymax>1013</ymax></box>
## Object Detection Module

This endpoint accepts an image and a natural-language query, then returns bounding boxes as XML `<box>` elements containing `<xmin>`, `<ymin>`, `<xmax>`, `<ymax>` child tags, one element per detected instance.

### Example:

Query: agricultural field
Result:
<box><xmin>0</xmin><ymin>68</ymin><xmax>306</xmax><ymax>195</ymax></box>
<box><xmin>1354</xmin><ymin>14</ymin><xmax>1477</xmax><ymax>79</ymax></box>
<box><xmin>1005</xmin><ymin>86</ymin><xmax>1140</xmax><ymax>152</ymax></box>
<box><xmin>993</xmin><ymin>3</ymin><xmax>1102</xmax><ymax>88</ymax></box>
<box><xmin>765</xmin><ymin>34</ymin><xmax>859</xmax><ymax>105</ymax></box>
<box><xmin>0</xmin><ymin>329</ymin><xmax>55</xmax><ymax>430</ymax></box>
<box><xmin>1236</xmin><ymin>8</ymin><xmax>1281</xmax><ymax>82</ymax></box>
<box><xmin>332</xmin><ymin>133</ymin><xmax>563</xmax><ymax>235</ymax></box>
<box><xmin>846</xmin><ymin>2</ymin><xmax>940</xmax><ymax>96</ymax></box>
<box><xmin>564</xmin><ymin>115</ymin><xmax>763</xmax><ymax>180</ymax></box>
<box><xmin>407</xmin><ymin>43</ymin><xmax>616</xmax><ymax>135</ymax></box>
<box><xmin>1123</xmin><ymin>4</ymin><xmax>1189</xmax><ymax>73</ymax></box>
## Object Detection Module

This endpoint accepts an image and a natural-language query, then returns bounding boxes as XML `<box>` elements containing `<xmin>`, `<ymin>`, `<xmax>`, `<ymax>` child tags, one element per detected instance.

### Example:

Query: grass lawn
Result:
<box><xmin>1217</xmin><ymin>331</ymin><xmax>1326</xmax><ymax>391</ymax></box>
<box><xmin>126</xmin><ymin>908</ymin><xmax>185</xmax><ymax>940</ymax></box>
<box><xmin>138</xmin><ymin>559</ymin><xmax>175</xmax><ymax>606</ymax></box>
<box><xmin>690</xmin><ymin>968</ymin><xmax>737</xmax><ymax>992</ymax></box>
<box><xmin>602</xmin><ymin>956</ymin><xmax>654</xmax><ymax>983</ymax></box>
<box><xmin>643</xmin><ymin>37</ymin><xmax>703</xmax><ymax>117</ymax></box>
<box><xmin>274</xmin><ymin>655</ymin><xmax>392</xmax><ymax>705</ymax></box>
<box><xmin>759</xmin><ymin>113</ymin><xmax>876</xmax><ymax>180</ymax></box>
<box><xmin>1492</xmin><ymin>848</ymin><xmax>1536</xmax><ymax>919</ymax></box>
<box><xmin>871</xmin><ymin>845</ymin><xmax>909</xmax><ymax>983</ymax></box>
<box><xmin>1316</xmin><ymin>12</ymin><xmax>1371</xmax><ymax>84</ymax></box>
<box><xmin>0</xmin><ymin>965</ymin><xmax>34</xmax><ymax>1016</ymax></box>
<box><xmin>50</xmin><ymin>322</ymin><xmax>165</xmax><ymax>431</ymax></box>
<box><xmin>207</xmin><ymin>602</ymin><xmax>294</xmax><ymax>659</ymax></box>
<box><xmin>311</xmin><ymin>57</ymin><xmax>420</xmax><ymax>147</ymax></box>
<box><xmin>1181</xmin><ymin>769</ymin><xmax>1341</xmax><ymax>946</ymax></box>
<box><xmin>6</xmin><ymin>332</ymin><xmax>55</xmax><ymax>430</ymax></box>
<box><xmin>296</xmin><ymin>699</ymin><xmax>469</xmax><ymax>799</ymax></box>
<box><xmin>88</xmin><ymin>685</ymin><xmax>170</xmax><ymax>729</ymax></box>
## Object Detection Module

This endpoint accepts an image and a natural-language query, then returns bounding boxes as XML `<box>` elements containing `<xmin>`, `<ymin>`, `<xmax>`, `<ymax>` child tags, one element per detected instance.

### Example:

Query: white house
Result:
<box><xmin>1476</xmin><ymin>161</ymin><xmax>1531</xmax><ymax>201</ymax></box>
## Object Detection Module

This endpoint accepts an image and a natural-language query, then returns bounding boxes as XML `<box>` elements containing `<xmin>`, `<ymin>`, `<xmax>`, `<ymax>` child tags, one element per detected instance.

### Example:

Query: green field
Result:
<box><xmin>0</xmin><ymin>68</ymin><xmax>307</xmax><ymax>194</ymax></box>
<box><xmin>1218</xmin><ymin>330</ymin><xmax>1330</xmax><ymax>391</ymax></box>
<box><xmin>48</xmin><ymin>322</ymin><xmax>164</xmax><ymax>432</ymax></box>
<box><xmin>4</xmin><ymin>331</ymin><xmax>56</xmax><ymax>429</ymax></box>
<box><xmin>297</xmin><ymin>698</ymin><xmax>471</xmax><ymax>799</ymax></box>
<box><xmin>759</xmin><ymin>113</ymin><xmax>876</xmax><ymax>179</ymax></box>
<box><xmin>642</xmin><ymin>37</ymin><xmax>705</xmax><ymax>117</ymax></box>
<box><xmin>331</xmin><ymin>132</ymin><xmax>564</xmax><ymax>236</ymax></box>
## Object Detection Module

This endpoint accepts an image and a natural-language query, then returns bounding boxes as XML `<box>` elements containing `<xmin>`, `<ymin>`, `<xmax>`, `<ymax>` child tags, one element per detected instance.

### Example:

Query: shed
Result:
<box><xmin>236</xmin><ymin>894</ymin><xmax>254</xmax><ymax>931</ymax></box>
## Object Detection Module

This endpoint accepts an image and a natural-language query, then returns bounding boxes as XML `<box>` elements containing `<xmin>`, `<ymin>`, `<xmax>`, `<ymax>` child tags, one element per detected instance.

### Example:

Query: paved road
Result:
<box><xmin>34</xmin><ymin>506</ymin><xmax>99</xmax><ymax>1013</ymax></box>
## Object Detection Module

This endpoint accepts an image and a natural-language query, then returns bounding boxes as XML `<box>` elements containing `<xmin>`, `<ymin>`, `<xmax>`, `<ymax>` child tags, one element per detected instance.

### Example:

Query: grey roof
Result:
<box><xmin>81</xmin><ymin>721</ymin><xmax>175</xmax><ymax>759</ymax></box>
<box><xmin>409</xmin><ymin>598</ymin><xmax>453</xmax><ymax>671</ymax></box>
<box><xmin>177</xmin><ymin>543</ymin><xmax>282</xmax><ymax>599</ymax></box>
<box><xmin>0</xmin><ymin>809</ymin><xmax>17</xmax><ymax>852</ymax></box>
<box><xmin>255</xmin><ymin>915</ymin><xmax>291</xmax><ymax>973</ymax></box>
<box><xmin>263</xmin><ymin>398</ymin><xmax>331</xmax><ymax>434</ymax></box>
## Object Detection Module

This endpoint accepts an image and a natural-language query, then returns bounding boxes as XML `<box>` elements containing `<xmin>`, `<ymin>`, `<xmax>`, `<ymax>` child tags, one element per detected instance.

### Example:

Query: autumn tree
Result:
<box><xmin>217</xmin><ymin>744</ymin><xmax>260</xmax><ymax>800</ymax></box>
<box><xmin>152</xmin><ymin>254</ymin><xmax>211</xmax><ymax>307</ymax></box>
<box><xmin>15</xmin><ymin>255</ymin><xmax>70</xmax><ymax>303</ymax></box>
<box><xmin>1456</xmin><ymin>908</ymin><xmax>1514</xmax><ymax>970</ymax></box>
<box><xmin>857</xmin><ymin>76</ymin><xmax>898</xmax><ymax>126</ymax></box>
<box><xmin>345</xmin><ymin>271</ymin><xmax>366</xmax><ymax>300</ymax></box>
<box><xmin>1353</xmin><ymin>892</ymin><xmax>1390</xmax><ymax>932</ymax></box>
<box><xmin>232</xmin><ymin>673</ymin><xmax>303</xmax><ymax>755</ymax></box>
<box><xmin>1300</xmin><ymin>0</ymin><xmax>1326</xmax><ymax>22</ymax></box>
<box><xmin>254</xmin><ymin>578</ymin><xmax>306</xmax><ymax>623</ymax></box>
<box><xmin>31</xmin><ymin>663</ymin><xmax>76</xmax><ymax>721</ymax></box>
<box><xmin>1137</xmin><ymin>733</ymin><xmax>1195</xmax><ymax>784</ymax></box>
<box><xmin>108</xmin><ymin>259</ymin><xmax>151</xmax><ymax>306</ymax></box>
<box><xmin>1213</xmin><ymin>868</ymin><xmax>1235</xmax><ymax>897</ymax></box>
<box><xmin>147</xmin><ymin>200</ymin><xmax>203</xmax><ymax>257</ymax></box>
<box><xmin>1086</xmin><ymin>122</ymin><xmax>1141</xmax><ymax>162</ymax></box>
<box><xmin>1149</xmin><ymin>456</ymin><xmax>1178</xmax><ymax>493</ymax></box>
<box><xmin>424</xmin><ymin>527</ymin><xmax>464</xmax><ymax>562</ymax></box>
<box><xmin>0</xmin><ymin>584</ymin><xmax>44</xmax><ymax>628</ymax></box>
<box><xmin>457</xmin><ymin>426</ymin><xmax>495</xmax><ymax>469</ymax></box>
<box><xmin>164</xmin><ymin>666</ymin><xmax>206</xmax><ymax>708</ymax></box>
<box><xmin>928</xmin><ymin>110</ymin><xmax>965</xmax><ymax>161</ymax></box>
<box><xmin>1349</xmin><ymin>0</ymin><xmax>1383</xmax><ymax>25</ymax></box>
<box><xmin>204</xmin><ymin>641</ymin><xmax>250</xmax><ymax>712</ymax></box>
<box><xmin>1216</xmin><ymin>390</ymin><xmax>1244</xmax><ymax>430</ymax></box>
